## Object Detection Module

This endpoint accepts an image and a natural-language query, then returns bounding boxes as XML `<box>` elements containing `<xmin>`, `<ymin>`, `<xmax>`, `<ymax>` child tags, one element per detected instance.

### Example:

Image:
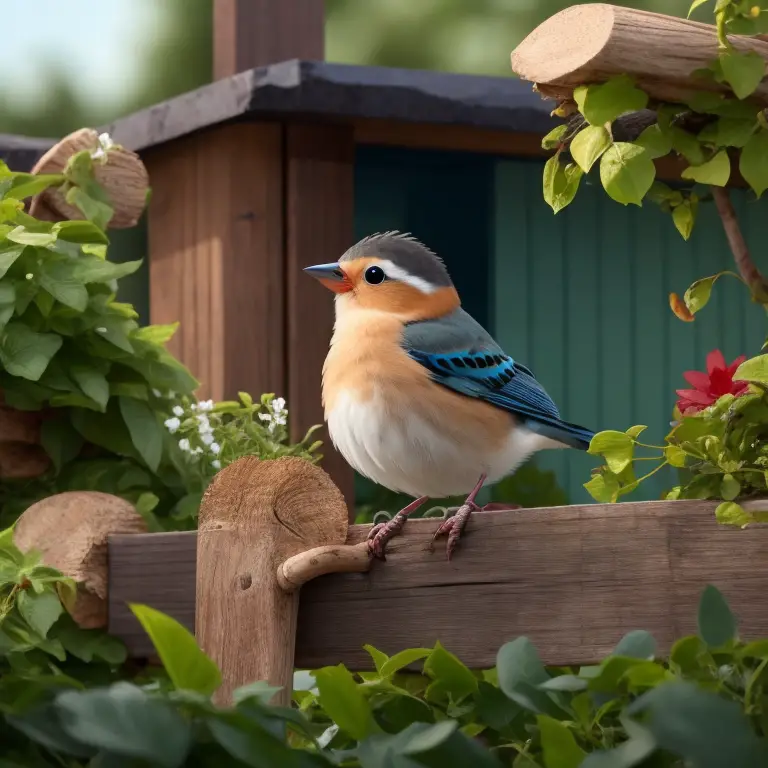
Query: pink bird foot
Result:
<box><xmin>431</xmin><ymin>499</ymin><xmax>522</xmax><ymax>560</ymax></box>
<box><xmin>367</xmin><ymin>496</ymin><xmax>429</xmax><ymax>561</ymax></box>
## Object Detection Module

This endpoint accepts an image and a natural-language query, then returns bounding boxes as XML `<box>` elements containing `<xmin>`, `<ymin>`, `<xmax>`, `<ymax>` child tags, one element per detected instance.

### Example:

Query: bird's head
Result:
<box><xmin>303</xmin><ymin>232</ymin><xmax>460</xmax><ymax>321</ymax></box>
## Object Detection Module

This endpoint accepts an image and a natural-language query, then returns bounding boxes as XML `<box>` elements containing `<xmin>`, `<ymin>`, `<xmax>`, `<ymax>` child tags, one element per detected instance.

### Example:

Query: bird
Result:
<box><xmin>304</xmin><ymin>232</ymin><xmax>595</xmax><ymax>560</ymax></box>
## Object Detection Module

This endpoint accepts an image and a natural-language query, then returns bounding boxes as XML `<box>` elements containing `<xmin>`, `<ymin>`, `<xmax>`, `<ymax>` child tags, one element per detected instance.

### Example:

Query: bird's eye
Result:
<box><xmin>364</xmin><ymin>265</ymin><xmax>386</xmax><ymax>285</ymax></box>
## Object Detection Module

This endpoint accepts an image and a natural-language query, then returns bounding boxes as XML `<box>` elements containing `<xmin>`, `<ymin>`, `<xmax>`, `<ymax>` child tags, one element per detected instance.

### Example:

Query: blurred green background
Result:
<box><xmin>4</xmin><ymin>0</ymin><xmax>685</xmax><ymax>138</ymax></box>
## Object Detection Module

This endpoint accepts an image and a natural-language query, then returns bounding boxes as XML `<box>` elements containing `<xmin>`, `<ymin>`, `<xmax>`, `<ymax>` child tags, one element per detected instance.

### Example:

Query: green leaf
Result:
<box><xmin>681</xmin><ymin>150</ymin><xmax>731</xmax><ymax>186</ymax></box>
<box><xmin>664</xmin><ymin>444</ymin><xmax>687</xmax><ymax>468</ymax></box>
<box><xmin>541</xmin><ymin>124</ymin><xmax>568</xmax><ymax>150</ymax></box>
<box><xmin>379</xmin><ymin>648</ymin><xmax>431</xmax><ymax>677</ymax></box>
<box><xmin>313</xmin><ymin>664</ymin><xmax>374</xmax><ymax>740</ymax></box>
<box><xmin>600</xmin><ymin>143</ymin><xmax>655</xmax><ymax>206</ymax></box>
<box><xmin>625</xmin><ymin>425</ymin><xmax>647</xmax><ymax>439</ymax></box>
<box><xmin>709</xmin><ymin>117</ymin><xmax>757</xmax><ymax>148</ymax></box>
<box><xmin>129</xmin><ymin>603</ymin><xmax>221</xmax><ymax>696</ymax></box>
<box><xmin>584</xmin><ymin>471</ymin><xmax>620</xmax><ymax>503</ymax></box>
<box><xmin>539</xmin><ymin>675</ymin><xmax>587</xmax><ymax>692</ymax></box>
<box><xmin>71</xmin><ymin>365</ymin><xmax>110</xmax><ymax>410</ymax></box>
<box><xmin>687</xmin><ymin>0</ymin><xmax>711</xmax><ymax>17</ymax></box>
<box><xmin>400</xmin><ymin>720</ymin><xmax>458</xmax><ymax>755</ymax></box>
<box><xmin>119</xmin><ymin>397</ymin><xmax>163</xmax><ymax>472</ymax></box>
<box><xmin>73</xmin><ymin>256</ymin><xmax>142</xmax><ymax>284</ymax></box>
<box><xmin>698</xmin><ymin>584</ymin><xmax>737</xmax><ymax>647</ymax></box>
<box><xmin>587</xmin><ymin>430</ymin><xmax>634</xmax><ymax>473</ymax></box>
<box><xmin>424</xmin><ymin>642</ymin><xmax>478</xmax><ymax>701</ymax></box>
<box><xmin>574</xmin><ymin>75</ymin><xmax>648</xmax><ymax>126</ymax></box>
<box><xmin>17</xmin><ymin>589</ymin><xmax>63</xmax><ymax>637</ymax></box>
<box><xmin>52</xmin><ymin>220</ymin><xmax>109</xmax><ymax>244</ymax></box>
<box><xmin>633</xmin><ymin>124</ymin><xmax>672</xmax><ymax>159</ymax></box>
<box><xmin>0</xmin><ymin>245</ymin><xmax>24</xmax><ymax>278</ymax></box>
<box><xmin>614</xmin><ymin>630</ymin><xmax>657</xmax><ymax>660</ymax></box>
<box><xmin>364</xmin><ymin>644</ymin><xmax>389</xmax><ymax>674</ymax></box>
<box><xmin>740</xmin><ymin>129</ymin><xmax>768</xmax><ymax>197</ymax></box>
<box><xmin>684</xmin><ymin>273</ymin><xmax>721</xmax><ymax>315</ymax></box>
<box><xmin>6</xmin><ymin>226</ymin><xmax>56</xmax><ymax>247</ymax></box>
<box><xmin>720</xmin><ymin>473</ymin><xmax>741</xmax><ymax>501</ymax></box>
<box><xmin>0</xmin><ymin>322</ymin><xmax>62</xmax><ymax>381</ymax></box>
<box><xmin>4</xmin><ymin>173</ymin><xmax>64</xmax><ymax>201</ymax></box>
<box><xmin>56</xmin><ymin>682</ymin><xmax>191</xmax><ymax>767</ymax></box>
<box><xmin>66</xmin><ymin>187</ymin><xmax>114</xmax><ymax>231</ymax></box>
<box><xmin>38</xmin><ymin>259</ymin><xmax>89</xmax><ymax>311</ymax></box>
<box><xmin>670</xmin><ymin>127</ymin><xmax>705</xmax><ymax>165</ymax></box>
<box><xmin>538</xmin><ymin>714</ymin><xmax>586</xmax><ymax>768</ymax></box>
<box><xmin>672</xmin><ymin>198</ymin><xmax>697</xmax><ymax>241</ymax></box>
<box><xmin>543</xmin><ymin>156</ymin><xmax>583</xmax><ymax>213</ymax></box>
<box><xmin>720</xmin><ymin>50</ymin><xmax>766</xmax><ymax>100</ymax></box>
<box><xmin>570</xmin><ymin>125</ymin><xmax>612</xmax><ymax>172</ymax></box>
<box><xmin>132</xmin><ymin>322</ymin><xmax>179</xmax><ymax>346</ymax></box>
<box><xmin>733</xmin><ymin>354</ymin><xmax>768</xmax><ymax>383</ymax></box>
<box><xmin>716</xmin><ymin>501</ymin><xmax>755</xmax><ymax>528</ymax></box>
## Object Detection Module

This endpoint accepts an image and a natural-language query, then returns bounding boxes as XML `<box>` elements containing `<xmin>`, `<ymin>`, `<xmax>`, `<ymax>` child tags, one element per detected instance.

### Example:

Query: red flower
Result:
<box><xmin>675</xmin><ymin>350</ymin><xmax>749</xmax><ymax>415</ymax></box>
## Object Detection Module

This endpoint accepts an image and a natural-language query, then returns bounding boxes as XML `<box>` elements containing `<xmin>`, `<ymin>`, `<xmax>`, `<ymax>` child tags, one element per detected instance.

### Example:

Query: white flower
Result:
<box><xmin>273</xmin><ymin>414</ymin><xmax>287</xmax><ymax>426</ymax></box>
<box><xmin>168</xmin><ymin>391</ymin><xmax>176</xmax><ymax>398</ymax></box>
<box><xmin>201</xmin><ymin>432</ymin><xmax>214</xmax><ymax>446</ymax></box>
<box><xmin>210</xmin><ymin>442</ymin><xmax>220</xmax><ymax>454</ymax></box>
<box><xmin>258</xmin><ymin>413</ymin><xmax>271</xmax><ymax>422</ymax></box>
<box><xmin>178</xmin><ymin>438</ymin><xmax>191</xmax><ymax>452</ymax></box>
<box><xmin>190</xmin><ymin>403</ymin><xmax>197</xmax><ymax>411</ymax></box>
<box><xmin>197</xmin><ymin>414</ymin><xmax>212</xmax><ymax>434</ymax></box>
<box><xmin>172</xmin><ymin>405</ymin><xmax>184</xmax><ymax>417</ymax></box>
<box><xmin>25</xmin><ymin>273</ymin><xmax>33</xmax><ymax>280</ymax></box>
<box><xmin>91</xmin><ymin>132</ymin><xmax>114</xmax><ymax>160</ymax></box>
<box><xmin>164</xmin><ymin>417</ymin><xmax>181</xmax><ymax>433</ymax></box>
<box><xmin>193</xmin><ymin>446</ymin><xmax>203</xmax><ymax>455</ymax></box>
<box><xmin>272</xmin><ymin>397</ymin><xmax>286</xmax><ymax>414</ymax></box>
<box><xmin>268</xmin><ymin>421</ymin><xmax>277</xmax><ymax>434</ymax></box>
<box><xmin>197</xmin><ymin>399</ymin><xmax>214</xmax><ymax>412</ymax></box>
<box><xmin>212</xmin><ymin>459</ymin><xmax>221</xmax><ymax>470</ymax></box>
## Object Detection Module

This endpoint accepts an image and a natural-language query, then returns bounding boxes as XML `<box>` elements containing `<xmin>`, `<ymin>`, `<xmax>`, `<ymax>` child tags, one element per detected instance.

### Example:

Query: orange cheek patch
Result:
<box><xmin>319</xmin><ymin>276</ymin><xmax>353</xmax><ymax>294</ymax></box>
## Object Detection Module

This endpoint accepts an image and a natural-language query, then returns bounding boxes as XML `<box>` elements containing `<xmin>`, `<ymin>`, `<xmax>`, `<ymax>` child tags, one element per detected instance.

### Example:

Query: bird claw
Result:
<box><xmin>367</xmin><ymin>511</ymin><xmax>408</xmax><ymax>561</ymax></box>
<box><xmin>430</xmin><ymin>501</ymin><xmax>522</xmax><ymax>560</ymax></box>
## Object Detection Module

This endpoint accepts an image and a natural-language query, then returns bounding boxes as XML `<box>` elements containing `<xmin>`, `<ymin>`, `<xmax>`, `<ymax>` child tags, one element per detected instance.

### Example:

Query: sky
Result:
<box><xmin>3</xmin><ymin>0</ymin><xmax>157</xmax><ymax>111</ymax></box>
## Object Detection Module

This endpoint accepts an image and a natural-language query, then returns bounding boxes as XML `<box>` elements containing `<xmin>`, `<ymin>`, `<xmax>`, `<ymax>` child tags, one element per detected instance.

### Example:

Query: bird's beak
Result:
<box><xmin>303</xmin><ymin>262</ymin><xmax>353</xmax><ymax>294</ymax></box>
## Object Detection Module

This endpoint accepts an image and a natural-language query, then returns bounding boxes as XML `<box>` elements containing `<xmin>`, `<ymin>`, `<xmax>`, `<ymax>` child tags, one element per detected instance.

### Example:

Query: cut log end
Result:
<box><xmin>199</xmin><ymin>456</ymin><xmax>349</xmax><ymax>562</ymax></box>
<box><xmin>14</xmin><ymin>491</ymin><xmax>147</xmax><ymax>628</ymax></box>
<box><xmin>29</xmin><ymin>127</ymin><xmax>149</xmax><ymax>229</ymax></box>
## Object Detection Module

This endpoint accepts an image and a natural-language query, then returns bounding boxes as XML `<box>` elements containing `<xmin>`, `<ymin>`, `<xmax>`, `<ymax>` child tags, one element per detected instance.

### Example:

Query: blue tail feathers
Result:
<box><xmin>523</xmin><ymin>418</ymin><xmax>595</xmax><ymax>451</ymax></box>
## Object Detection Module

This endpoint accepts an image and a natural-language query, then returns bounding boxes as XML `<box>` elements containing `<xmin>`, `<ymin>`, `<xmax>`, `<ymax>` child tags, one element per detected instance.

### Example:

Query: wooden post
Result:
<box><xmin>14</xmin><ymin>491</ymin><xmax>147</xmax><ymax>628</ymax></box>
<box><xmin>145</xmin><ymin>123</ymin><xmax>285</xmax><ymax>403</ymax></box>
<box><xmin>213</xmin><ymin>0</ymin><xmax>325</xmax><ymax>79</ymax></box>
<box><xmin>286</xmin><ymin>123</ymin><xmax>357</xmax><ymax>518</ymax></box>
<box><xmin>511</xmin><ymin>4</ymin><xmax>768</xmax><ymax>106</ymax></box>
<box><xmin>196</xmin><ymin>455</ymin><xmax>352</xmax><ymax>705</ymax></box>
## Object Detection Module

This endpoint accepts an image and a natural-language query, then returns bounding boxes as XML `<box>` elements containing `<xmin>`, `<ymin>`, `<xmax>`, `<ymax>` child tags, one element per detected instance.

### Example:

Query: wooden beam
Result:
<box><xmin>145</xmin><ymin>123</ymin><xmax>285</xmax><ymax>403</ymax></box>
<box><xmin>109</xmin><ymin>499</ymin><xmax>768</xmax><ymax>669</ymax></box>
<box><xmin>285</xmin><ymin>123</ymin><xmax>356</xmax><ymax>517</ymax></box>
<box><xmin>213</xmin><ymin>0</ymin><xmax>325</xmax><ymax>79</ymax></box>
<box><xmin>511</xmin><ymin>4</ymin><xmax>768</xmax><ymax>106</ymax></box>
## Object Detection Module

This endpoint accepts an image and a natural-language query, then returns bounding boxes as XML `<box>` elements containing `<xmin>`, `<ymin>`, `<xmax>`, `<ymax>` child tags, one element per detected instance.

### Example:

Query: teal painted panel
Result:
<box><xmin>492</xmin><ymin>157</ymin><xmax>765</xmax><ymax>503</ymax></box>
<box><xmin>108</xmin><ymin>212</ymin><xmax>150</xmax><ymax>326</ymax></box>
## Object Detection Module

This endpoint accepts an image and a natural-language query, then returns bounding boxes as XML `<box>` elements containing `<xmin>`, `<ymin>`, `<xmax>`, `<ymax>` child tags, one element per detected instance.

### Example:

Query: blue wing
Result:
<box><xmin>402</xmin><ymin>309</ymin><xmax>595</xmax><ymax>450</ymax></box>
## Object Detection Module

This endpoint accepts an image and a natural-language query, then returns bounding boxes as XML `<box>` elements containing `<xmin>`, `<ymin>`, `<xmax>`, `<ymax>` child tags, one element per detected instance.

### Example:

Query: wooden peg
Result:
<box><xmin>196</xmin><ymin>456</ymin><xmax>357</xmax><ymax>706</ymax></box>
<box><xmin>14</xmin><ymin>491</ymin><xmax>147</xmax><ymax>628</ymax></box>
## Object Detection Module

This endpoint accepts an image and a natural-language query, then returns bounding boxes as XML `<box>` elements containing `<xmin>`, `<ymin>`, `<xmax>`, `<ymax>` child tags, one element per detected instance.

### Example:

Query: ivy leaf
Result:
<box><xmin>52</xmin><ymin>220</ymin><xmax>109</xmax><ymax>244</ymax></box>
<box><xmin>681</xmin><ymin>150</ymin><xmax>730</xmax><ymax>186</ymax></box>
<box><xmin>130</xmin><ymin>603</ymin><xmax>221</xmax><ymax>696</ymax></box>
<box><xmin>0</xmin><ymin>244</ymin><xmax>24</xmax><ymax>279</ymax></box>
<box><xmin>537</xmin><ymin>715</ymin><xmax>586</xmax><ymax>768</ymax></box>
<box><xmin>687</xmin><ymin>0</ymin><xmax>711</xmax><ymax>17</ymax></box>
<box><xmin>684</xmin><ymin>273</ymin><xmax>721</xmax><ymax>315</ymax></box>
<box><xmin>670</xmin><ymin>128</ymin><xmax>705</xmax><ymax>165</ymax></box>
<box><xmin>17</xmin><ymin>590</ymin><xmax>63</xmax><ymax>638</ymax></box>
<box><xmin>698</xmin><ymin>585</ymin><xmax>737</xmax><ymax>647</ymax></box>
<box><xmin>720</xmin><ymin>50</ymin><xmax>766</xmax><ymax>100</ymax></box>
<box><xmin>73</xmin><ymin>256</ymin><xmax>142</xmax><ymax>284</ymax></box>
<box><xmin>574</xmin><ymin>75</ymin><xmax>648</xmax><ymax>126</ymax></box>
<box><xmin>4</xmin><ymin>173</ymin><xmax>65</xmax><ymax>201</ymax></box>
<box><xmin>541</xmin><ymin>124</ymin><xmax>568</xmax><ymax>150</ymax></box>
<box><xmin>740</xmin><ymin>129</ymin><xmax>768</xmax><ymax>197</ymax></box>
<box><xmin>132</xmin><ymin>323</ymin><xmax>179</xmax><ymax>346</ymax></box>
<box><xmin>543</xmin><ymin>156</ymin><xmax>583</xmax><ymax>213</ymax></box>
<box><xmin>720</xmin><ymin>474</ymin><xmax>741</xmax><ymax>501</ymax></box>
<box><xmin>733</xmin><ymin>354</ymin><xmax>768</xmax><ymax>383</ymax></box>
<box><xmin>711</xmin><ymin>117</ymin><xmax>757</xmax><ymax>148</ymax></box>
<box><xmin>715</xmin><ymin>501</ymin><xmax>755</xmax><ymax>528</ymax></box>
<box><xmin>6</xmin><ymin>226</ymin><xmax>56</xmax><ymax>247</ymax></box>
<box><xmin>570</xmin><ymin>125</ymin><xmax>612</xmax><ymax>172</ymax></box>
<box><xmin>70</xmin><ymin>365</ymin><xmax>110</xmax><ymax>411</ymax></box>
<box><xmin>584</xmin><ymin>472</ymin><xmax>620</xmax><ymax>503</ymax></box>
<box><xmin>600</xmin><ymin>144</ymin><xmax>655</xmax><ymax>206</ymax></box>
<box><xmin>587</xmin><ymin>430</ymin><xmax>634</xmax><ymax>473</ymax></box>
<box><xmin>313</xmin><ymin>664</ymin><xmax>375</xmax><ymax>740</ymax></box>
<box><xmin>664</xmin><ymin>445</ymin><xmax>688</xmax><ymax>468</ymax></box>
<box><xmin>65</xmin><ymin>187</ymin><xmax>114</xmax><ymax>231</ymax></box>
<box><xmin>38</xmin><ymin>259</ymin><xmax>89</xmax><ymax>312</ymax></box>
<box><xmin>0</xmin><ymin>323</ymin><xmax>62</xmax><ymax>381</ymax></box>
<box><xmin>379</xmin><ymin>648</ymin><xmax>431</xmax><ymax>677</ymax></box>
<box><xmin>614</xmin><ymin>630</ymin><xmax>657</xmax><ymax>660</ymax></box>
<box><xmin>41</xmin><ymin>417</ymin><xmax>84</xmax><ymax>473</ymax></box>
<box><xmin>118</xmin><ymin>397</ymin><xmax>163</xmax><ymax>471</ymax></box>
<box><xmin>633</xmin><ymin>124</ymin><xmax>673</xmax><ymax>159</ymax></box>
<box><xmin>672</xmin><ymin>198</ymin><xmax>697</xmax><ymax>241</ymax></box>
<box><xmin>424</xmin><ymin>642</ymin><xmax>478</xmax><ymax>701</ymax></box>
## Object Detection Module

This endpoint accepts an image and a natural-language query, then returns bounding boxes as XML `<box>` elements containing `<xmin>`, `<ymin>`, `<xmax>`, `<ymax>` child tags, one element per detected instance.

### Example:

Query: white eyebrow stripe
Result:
<box><xmin>377</xmin><ymin>259</ymin><xmax>437</xmax><ymax>294</ymax></box>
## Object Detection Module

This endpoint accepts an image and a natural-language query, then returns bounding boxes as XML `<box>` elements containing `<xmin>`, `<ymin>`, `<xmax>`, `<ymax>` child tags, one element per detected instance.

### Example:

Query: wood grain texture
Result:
<box><xmin>110</xmin><ymin>500</ymin><xmax>768</xmax><ymax>669</ymax></box>
<box><xmin>196</xmin><ymin>457</ymin><xmax>348</xmax><ymax>705</ymax></box>
<box><xmin>213</xmin><ymin>0</ymin><xmax>324</xmax><ymax>79</ymax></box>
<box><xmin>286</xmin><ymin>123</ymin><xmax>356</xmax><ymax>517</ymax></box>
<box><xmin>511</xmin><ymin>4</ymin><xmax>768</xmax><ymax>106</ymax></box>
<box><xmin>145</xmin><ymin>123</ymin><xmax>285</xmax><ymax>402</ymax></box>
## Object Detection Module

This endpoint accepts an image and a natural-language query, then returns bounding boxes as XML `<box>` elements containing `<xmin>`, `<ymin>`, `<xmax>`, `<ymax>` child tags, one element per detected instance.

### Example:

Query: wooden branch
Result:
<box><xmin>511</xmin><ymin>4</ymin><xmax>768</xmax><ymax>106</ymax></box>
<box><xmin>14</xmin><ymin>492</ymin><xmax>147</xmax><ymax>628</ymax></box>
<box><xmin>29</xmin><ymin>127</ymin><xmax>149</xmax><ymax>229</ymax></box>
<box><xmin>111</xmin><ymin>499</ymin><xmax>768</xmax><ymax>669</ymax></box>
<box><xmin>196</xmin><ymin>456</ymin><xmax>349</xmax><ymax>706</ymax></box>
<box><xmin>711</xmin><ymin>186</ymin><xmax>768</xmax><ymax>303</ymax></box>
<box><xmin>277</xmin><ymin>541</ymin><xmax>371</xmax><ymax>592</ymax></box>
